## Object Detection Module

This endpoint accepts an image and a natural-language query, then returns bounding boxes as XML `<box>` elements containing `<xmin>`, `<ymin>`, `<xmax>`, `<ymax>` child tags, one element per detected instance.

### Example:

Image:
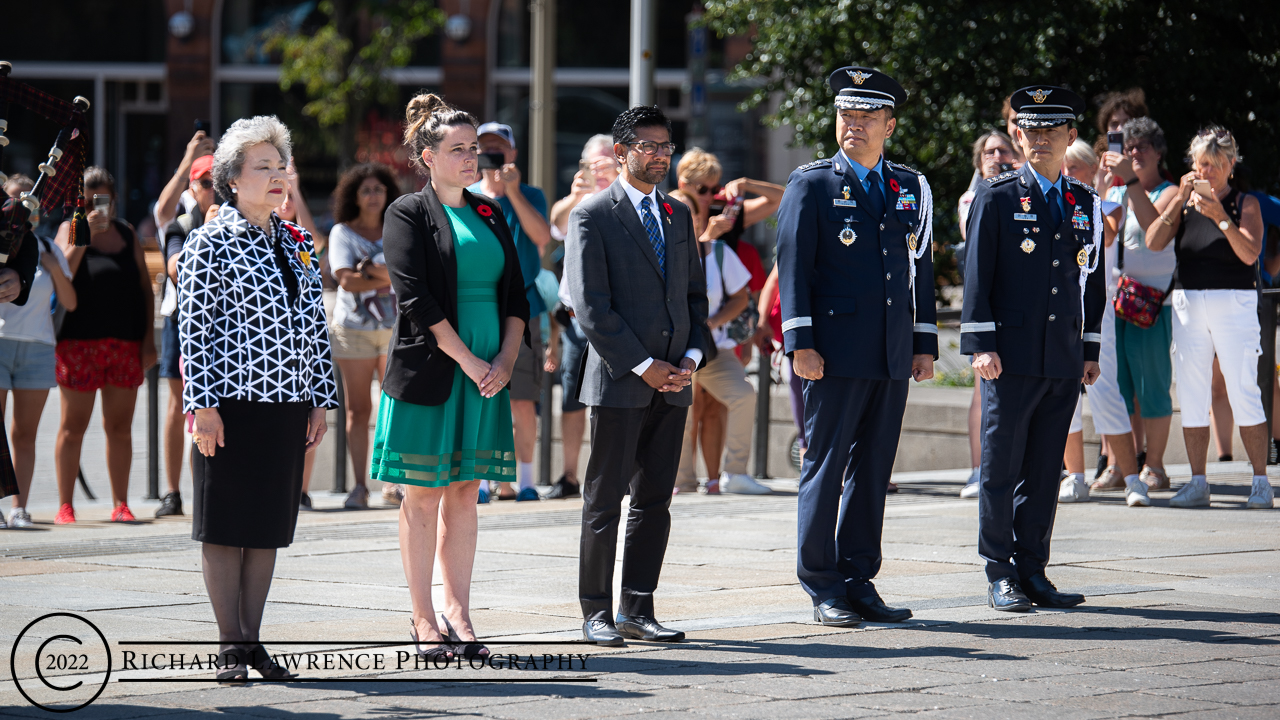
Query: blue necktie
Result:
<box><xmin>640</xmin><ymin>196</ymin><xmax>666</xmax><ymax>278</ymax></box>
<box><xmin>1047</xmin><ymin>187</ymin><xmax>1064</xmax><ymax>228</ymax></box>
<box><xmin>866</xmin><ymin>170</ymin><xmax>886</xmax><ymax>220</ymax></box>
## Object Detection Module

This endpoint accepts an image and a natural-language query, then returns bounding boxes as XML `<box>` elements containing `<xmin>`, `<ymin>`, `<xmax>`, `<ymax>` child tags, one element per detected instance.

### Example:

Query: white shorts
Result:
<box><xmin>1171</xmin><ymin>289</ymin><xmax>1267</xmax><ymax>428</ymax></box>
<box><xmin>1086</xmin><ymin>305</ymin><xmax>1133</xmax><ymax>436</ymax></box>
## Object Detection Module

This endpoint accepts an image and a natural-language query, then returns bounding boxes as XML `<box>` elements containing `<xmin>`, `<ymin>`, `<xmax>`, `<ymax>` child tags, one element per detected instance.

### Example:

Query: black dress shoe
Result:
<box><xmin>988</xmin><ymin>577</ymin><xmax>1032</xmax><ymax>612</ymax></box>
<box><xmin>616</xmin><ymin>614</ymin><xmax>685</xmax><ymax>642</ymax></box>
<box><xmin>1023</xmin><ymin>574</ymin><xmax>1085</xmax><ymax>608</ymax></box>
<box><xmin>847</xmin><ymin>591</ymin><xmax>912</xmax><ymax>623</ymax></box>
<box><xmin>813</xmin><ymin>598</ymin><xmax>862</xmax><ymax>627</ymax></box>
<box><xmin>155</xmin><ymin>491</ymin><xmax>183</xmax><ymax>518</ymax></box>
<box><xmin>545</xmin><ymin>477</ymin><xmax>580</xmax><ymax>499</ymax></box>
<box><xmin>582</xmin><ymin>619</ymin><xmax>624</xmax><ymax>646</ymax></box>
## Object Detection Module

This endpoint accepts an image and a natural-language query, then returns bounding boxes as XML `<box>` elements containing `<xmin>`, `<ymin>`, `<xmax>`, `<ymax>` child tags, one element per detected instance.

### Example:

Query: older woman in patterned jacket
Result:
<box><xmin>179</xmin><ymin>115</ymin><xmax>338</xmax><ymax>683</ymax></box>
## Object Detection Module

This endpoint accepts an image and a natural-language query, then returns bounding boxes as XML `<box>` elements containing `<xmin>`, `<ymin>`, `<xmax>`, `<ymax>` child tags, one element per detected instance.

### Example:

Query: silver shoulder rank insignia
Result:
<box><xmin>1028</xmin><ymin>88</ymin><xmax>1051</xmax><ymax>104</ymax></box>
<box><xmin>1021</xmin><ymin>238</ymin><xmax>1036</xmax><ymax>254</ymax></box>
<box><xmin>848</xmin><ymin>70</ymin><xmax>872</xmax><ymax>85</ymax></box>
<box><xmin>840</xmin><ymin>225</ymin><xmax>856</xmax><ymax>246</ymax></box>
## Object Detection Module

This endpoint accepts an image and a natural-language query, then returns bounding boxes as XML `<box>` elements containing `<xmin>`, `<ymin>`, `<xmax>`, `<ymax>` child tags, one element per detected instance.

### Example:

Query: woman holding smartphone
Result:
<box><xmin>1145</xmin><ymin>126</ymin><xmax>1271</xmax><ymax>510</ymax></box>
<box><xmin>52</xmin><ymin>167</ymin><xmax>156</xmax><ymax>525</ymax></box>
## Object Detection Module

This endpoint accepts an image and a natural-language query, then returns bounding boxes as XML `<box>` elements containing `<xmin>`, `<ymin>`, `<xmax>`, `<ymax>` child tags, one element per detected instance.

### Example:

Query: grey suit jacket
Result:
<box><xmin>564</xmin><ymin>179</ymin><xmax>710</xmax><ymax>408</ymax></box>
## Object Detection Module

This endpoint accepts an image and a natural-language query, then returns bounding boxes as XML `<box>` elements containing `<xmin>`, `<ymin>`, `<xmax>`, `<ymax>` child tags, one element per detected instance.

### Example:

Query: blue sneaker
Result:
<box><xmin>477</xmin><ymin>488</ymin><xmax>490</xmax><ymax>504</ymax></box>
<box><xmin>515</xmin><ymin>487</ymin><xmax>540</xmax><ymax>502</ymax></box>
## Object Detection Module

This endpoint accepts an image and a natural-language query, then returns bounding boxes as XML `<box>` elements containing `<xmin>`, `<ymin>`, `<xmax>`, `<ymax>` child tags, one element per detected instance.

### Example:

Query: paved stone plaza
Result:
<box><xmin>2</xmin><ymin>463</ymin><xmax>1279</xmax><ymax>718</ymax></box>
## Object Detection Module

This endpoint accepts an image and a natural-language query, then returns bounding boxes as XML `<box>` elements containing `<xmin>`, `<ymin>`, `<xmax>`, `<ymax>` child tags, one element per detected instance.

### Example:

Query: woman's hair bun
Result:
<box><xmin>406</xmin><ymin>93</ymin><xmax>449</xmax><ymax>127</ymax></box>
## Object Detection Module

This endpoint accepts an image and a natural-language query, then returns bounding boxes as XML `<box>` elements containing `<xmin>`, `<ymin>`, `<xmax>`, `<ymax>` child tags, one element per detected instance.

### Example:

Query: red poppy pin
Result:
<box><xmin>1064</xmin><ymin>191</ymin><xmax>1076</xmax><ymax>205</ymax></box>
<box><xmin>477</xmin><ymin>204</ymin><xmax>493</xmax><ymax>217</ymax></box>
<box><xmin>889</xmin><ymin>178</ymin><xmax>901</xmax><ymax>193</ymax></box>
<box><xmin>663</xmin><ymin>202</ymin><xmax>673</xmax><ymax>215</ymax></box>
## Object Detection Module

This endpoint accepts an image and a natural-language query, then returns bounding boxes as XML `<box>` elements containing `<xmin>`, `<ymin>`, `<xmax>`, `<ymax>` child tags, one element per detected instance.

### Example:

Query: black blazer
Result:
<box><xmin>382</xmin><ymin>183</ymin><xmax>531</xmax><ymax>406</ymax></box>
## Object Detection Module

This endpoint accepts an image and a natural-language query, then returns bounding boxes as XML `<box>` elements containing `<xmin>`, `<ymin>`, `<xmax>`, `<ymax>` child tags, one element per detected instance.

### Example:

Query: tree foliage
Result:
<box><xmin>269</xmin><ymin>0</ymin><xmax>444</xmax><ymax>166</ymax></box>
<box><xmin>702</xmin><ymin>0</ymin><xmax>1280</xmax><ymax>253</ymax></box>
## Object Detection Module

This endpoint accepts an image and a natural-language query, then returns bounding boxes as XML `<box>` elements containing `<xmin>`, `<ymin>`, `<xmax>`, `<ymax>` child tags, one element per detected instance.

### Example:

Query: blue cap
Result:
<box><xmin>477</xmin><ymin>122</ymin><xmax>515</xmax><ymax>147</ymax></box>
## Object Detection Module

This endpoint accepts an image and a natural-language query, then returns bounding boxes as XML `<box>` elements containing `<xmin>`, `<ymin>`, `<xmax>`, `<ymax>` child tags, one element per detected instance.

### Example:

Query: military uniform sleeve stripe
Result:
<box><xmin>1083</xmin><ymin>332</ymin><xmax>1102</xmax><ymax>343</ymax></box>
<box><xmin>961</xmin><ymin>322</ymin><xmax>996</xmax><ymax>333</ymax></box>
<box><xmin>781</xmin><ymin>317</ymin><xmax>812</xmax><ymax>332</ymax></box>
<box><xmin>913</xmin><ymin>323</ymin><xmax>938</xmax><ymax>334</ymax></box>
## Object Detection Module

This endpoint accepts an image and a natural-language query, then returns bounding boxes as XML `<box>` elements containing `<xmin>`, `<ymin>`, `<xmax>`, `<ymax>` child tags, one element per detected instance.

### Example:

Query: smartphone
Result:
<box><xmin>1107</xmin><ymin>131</ymin><xmax>1124</xmax><ymax>154</ymax></box>
<box><xmin>92</xmin><ymin>194</ymin><xmax>111</xmax><ymax>215</ymax></box>
<box><xmin>194</xmin><ymin>119</ymin><xmax>211</xmax><ymax>135</ymax></box>
<box><xmin>1193</xmin><ymin>179</ymin><xmax>1213</xmax><ymax>197</ymax></box>
<box><xmin>721</xmin><ymin>195</ymin><xmax>744</xmax><ymax>222</ymax></box>
<box><xmin>477</xmin><ymin>152</ymin><xmax>506</xmax><ymax>170</ymax></box>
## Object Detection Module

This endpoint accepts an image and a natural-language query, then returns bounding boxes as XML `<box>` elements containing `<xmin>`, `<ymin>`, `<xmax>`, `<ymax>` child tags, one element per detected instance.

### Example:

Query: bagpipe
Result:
<box><xmin>0</xmin><ymin>60</ymin><xmax>91</xmax><ymax>499</ymax></box>
<box><xmin>0</xmin><ymin>60</ymin><xmax>92</xmax><ymax>270</ymax></box>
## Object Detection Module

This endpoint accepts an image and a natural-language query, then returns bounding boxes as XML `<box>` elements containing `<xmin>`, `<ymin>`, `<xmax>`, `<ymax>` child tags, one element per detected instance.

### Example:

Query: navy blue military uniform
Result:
<box><xmin>961</xmin><ymin>98</ymin><xmax>1105</xmax><ymax>586</ymax></box>
<box><xmin>777</xmin><ymin>67</ymin><xmax>938</xmax><ymax>609</ymax></box>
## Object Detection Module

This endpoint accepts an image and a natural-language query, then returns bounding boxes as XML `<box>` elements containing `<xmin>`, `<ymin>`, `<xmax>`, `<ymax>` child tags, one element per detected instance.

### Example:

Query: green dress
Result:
<box><xmin>369</xmin><ymin>205</ymin><xmax>516</xmax><ymax>486</ymax></box>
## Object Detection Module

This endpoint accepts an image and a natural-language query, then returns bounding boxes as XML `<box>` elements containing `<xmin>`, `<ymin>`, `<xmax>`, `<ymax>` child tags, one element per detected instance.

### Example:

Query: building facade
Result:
<box><xmin>4</xmin><ymin>0</ymin><xmax>807</xmax><ymax>243</ymax></box>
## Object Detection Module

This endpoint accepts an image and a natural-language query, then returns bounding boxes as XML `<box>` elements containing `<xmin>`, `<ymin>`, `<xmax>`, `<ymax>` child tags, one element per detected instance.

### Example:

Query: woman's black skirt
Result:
<box><xmin>191</xmin><ymin>398</ymin><xmax>310</xmax><ymax>549</ymax></box>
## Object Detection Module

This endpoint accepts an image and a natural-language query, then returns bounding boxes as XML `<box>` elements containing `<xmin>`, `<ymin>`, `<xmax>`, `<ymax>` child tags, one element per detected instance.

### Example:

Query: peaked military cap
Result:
<box><xmin>1010</xmin><ymin>85</ymin><xmax>1085</xmax><ymax>129</ymax></box>
<box><xmin>828</xmin><ymin>66</ymin><xmax>907</xmax><ymax>111</ymax></box>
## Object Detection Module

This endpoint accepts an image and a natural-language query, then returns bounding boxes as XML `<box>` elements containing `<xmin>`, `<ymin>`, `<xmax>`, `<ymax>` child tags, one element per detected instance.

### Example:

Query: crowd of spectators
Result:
<box><xmin>5</xmin><ymin>80</ymin><xmax>1278</xmax><ymax>524</ymax></box>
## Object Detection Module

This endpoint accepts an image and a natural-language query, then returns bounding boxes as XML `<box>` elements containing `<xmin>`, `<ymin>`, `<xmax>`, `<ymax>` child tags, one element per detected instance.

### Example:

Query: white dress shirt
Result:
<box><xmin>617</xmin><ymin>177</ymin><xmax>704</xmax><ymax>376</ymax></box>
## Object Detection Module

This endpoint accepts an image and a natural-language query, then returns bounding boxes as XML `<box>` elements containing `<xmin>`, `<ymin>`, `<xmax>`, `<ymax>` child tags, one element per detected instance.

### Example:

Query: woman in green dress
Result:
<box><xmin>374</xmin><ymin>94</ymin><xmax>530</xmax><ymax>661</ymax></box>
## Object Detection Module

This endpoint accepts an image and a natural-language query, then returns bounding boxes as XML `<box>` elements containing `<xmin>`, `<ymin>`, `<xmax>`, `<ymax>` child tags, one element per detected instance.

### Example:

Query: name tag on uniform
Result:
<box><xmin>833</xmin><ymin>198</ymin><xmax>857</xmax><ymax>208</ymax></box>
<box><xmin>1014</xmin><ymin>213</ymin><xmax>1037</xmax><ymax>222</ymax></box>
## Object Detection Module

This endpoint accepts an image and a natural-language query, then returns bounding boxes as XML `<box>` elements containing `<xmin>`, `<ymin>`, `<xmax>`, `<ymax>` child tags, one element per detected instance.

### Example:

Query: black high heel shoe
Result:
<box><xmin>215</xmin><ymin>647</ymin><xmax>247</xmax><ymax>685</ymax></box>
<box><xmin>245</xmin><ymin>643</ymin><xmax>298</xmax><ymax>680</ymax></box>
<box><xmin>441</xmin><ymin>615</ymin><xmax>489</xmax><ymax>661</ymax></box>
<box><xmin>410</xmin><ymin>618</ymin><xmax>454</xmax><ymax>662</ymax></box>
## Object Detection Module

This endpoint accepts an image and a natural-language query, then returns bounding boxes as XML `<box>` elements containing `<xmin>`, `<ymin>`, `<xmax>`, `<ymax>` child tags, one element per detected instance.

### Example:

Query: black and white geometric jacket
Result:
<box><xmin>178</xmin><ymin>203</ymin><xmax>339</xmax><ymax>414</ymax></box>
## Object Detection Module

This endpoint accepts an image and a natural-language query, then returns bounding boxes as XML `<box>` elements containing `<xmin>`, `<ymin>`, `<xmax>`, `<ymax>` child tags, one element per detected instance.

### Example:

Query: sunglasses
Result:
<box><xmin>195</xmin><ymin>179</ymin><xmax>213</xmax><ymax>190</ymax></box>
<box><xmin>684</xmin><ymin>182</ymin><xmax>719</xmax><ymax>195</ymax></box>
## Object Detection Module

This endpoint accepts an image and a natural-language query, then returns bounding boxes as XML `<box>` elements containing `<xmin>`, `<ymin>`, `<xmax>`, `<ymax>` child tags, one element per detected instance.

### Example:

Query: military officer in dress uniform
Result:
<box><xmin>961</xmin><ymin>85</ymin><xmax>1105</xmax><ymax>612</ymax></box>
<box><xmin>777</xmin><ymin>66</ymin><xmax>939</xmax><ymax>627</ymax></box>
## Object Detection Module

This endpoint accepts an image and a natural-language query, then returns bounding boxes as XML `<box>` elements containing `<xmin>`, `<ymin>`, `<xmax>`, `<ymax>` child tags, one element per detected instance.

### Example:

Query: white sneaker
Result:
<box><xmin>1170</xmin><ymin>481</ymin><xmax>1211</xmax><ymax>508</ymax></box>
<box><xmin>719</xmin><ymin>472</ymin><xmax>773</xmax><ymax>495</ymax></box>
<box><xmin>960</xmin><ymin>468</ymin><xmax>981</xmax><ymax>498</ymax></box>
<box><xmin>1124</xmin><ymin>477</ymin><xmax>1151</xmax><ymax>507</ymax></box>
<box><xmin>1058</xmin><ymin>476</ymin><xmax>1091</xmax><ymax>503</ymax></box>
<box><xmin>1248</xmin><ymin>477</ymin><xmax>1274</xmax><ymax>509</ymax></box>
<box><xmin>8</xmin><ymin>508</ymin><xmax>32</xmax><ymax>528</ymax></box>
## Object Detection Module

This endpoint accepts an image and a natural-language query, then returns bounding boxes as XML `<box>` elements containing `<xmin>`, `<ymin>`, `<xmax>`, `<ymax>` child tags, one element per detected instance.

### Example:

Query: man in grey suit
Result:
<box><xmin>565</xmin><ymin>105</ymin><xmax>710</xmax><ymax>646</ymax></box>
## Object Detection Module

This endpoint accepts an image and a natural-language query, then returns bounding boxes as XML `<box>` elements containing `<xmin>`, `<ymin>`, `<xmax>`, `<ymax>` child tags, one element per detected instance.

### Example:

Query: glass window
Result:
<box><xmin>497</xmin><ymin>0</ymin><xmax>696</xmax><ymax>68</ymax></box>
<box><xmin>3</xmin><ymin>1</ymin><xmax>166</xmax><ymax>63</ymax></box>
<box><xmin>222</xmin><ymin>0</ymin><xmax>324</xmax><ymax>65</ymax></box>
<box><xmin>222</xmin><ymin>0</ymin><xmax>440</xmax><ymax>66</ymax></box>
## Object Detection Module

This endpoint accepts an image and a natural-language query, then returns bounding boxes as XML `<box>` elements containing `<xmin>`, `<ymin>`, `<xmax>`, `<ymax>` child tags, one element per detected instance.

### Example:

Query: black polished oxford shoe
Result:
<box><xmin>1023</xmin><ymin>573</ymin><xmax>1085</xmax><ymax>608</ymax></box>
<box><xmin>847</xmin><ymin>590</ymin><xmax>913</xmax><ymax>623</ymax></box>
<box><xmin>988</xmin><ymin>577</ymin><xmax>1032</xmax><ymax>612</ymax></box>
<box><xmin>616</xmin><ymin>614</ymin><xmax>685</xmax><ymax>642</ymax></box>
<box><xmin>813</xmin><ymin>597</ymin><xmax>863</xmax><ymax>627</ymax></box>
<box><xmin>582</xmin><ymin>619</ymin><xmax>625</xmax><ymax>646</ymax></box>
